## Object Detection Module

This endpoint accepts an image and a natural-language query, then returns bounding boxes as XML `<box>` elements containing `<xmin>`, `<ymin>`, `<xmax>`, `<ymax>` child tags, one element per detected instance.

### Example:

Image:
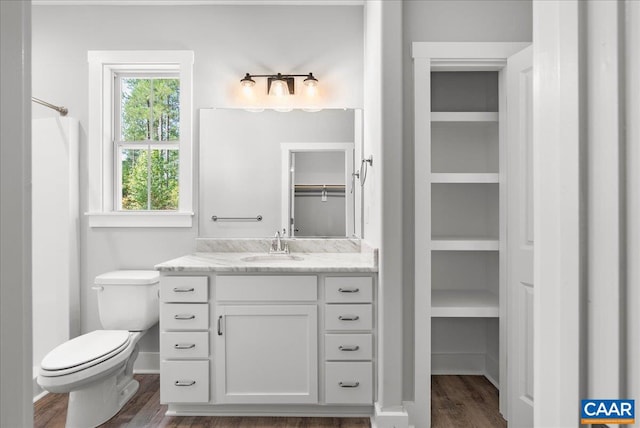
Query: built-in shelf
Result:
<box><xmin>431</xmin><ymin>238</ymin><xmax>499</xmax><ymax>251</ymax></box>
<box><xmin>431</xmin><ymin>173</ymin><xmax>499</xmax><ymax>183</ymax></box>
<box><xmin>431</xmin><ymin>290</ymin><xmax>499</xmax><ymax>318</ymax></box>
<box><xmin>431</xmin><ymin>112</ymin><xmax>499</xmax><ymax>122</ymax></box>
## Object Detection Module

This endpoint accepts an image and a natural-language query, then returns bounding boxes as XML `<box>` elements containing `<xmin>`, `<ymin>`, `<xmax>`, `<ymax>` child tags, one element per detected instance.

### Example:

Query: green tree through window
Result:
<box><xmin>119</xmin><ymin>77</ymin><xmax>180</xmax><ymax>210</ymax></box>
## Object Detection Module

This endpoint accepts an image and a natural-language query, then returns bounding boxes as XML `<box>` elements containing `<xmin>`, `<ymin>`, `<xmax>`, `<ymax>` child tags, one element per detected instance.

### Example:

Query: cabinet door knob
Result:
<box><xmin>174</xmin><ymin>314</ymin><xmax>195</xmax><ymax>320</ymax></box>
<box><xmin>338</xmin><ymin>287</ymin><xmax>360</xmax><ymax>293</ymax></box>
<box><xmin>173</xmin><ymin>287</ymin><xmax>195</xmax><ymax>293</ymax></box>
<box><xmin>174</xmin><ymin>380</ymin><xmax>196</xmax><ymax>387</ymax></box>
<box><xmin>339</xmin><ymin>345</ymin><xmax>360</xmax><ymax>351</ymax></box>
<box><xmin>338</xmin><ymin>315</ymin><xmax>360</xmax><ymax>321</ymax></box>
<box><xmin>339</xmin><ymin>381</ymin><xmax>360</xmax><ymax>388</ymax></box>
<box><xmin>174</xmin><ymin>343</ymin><xmax>196</xmax><ymax>350</ymax></box>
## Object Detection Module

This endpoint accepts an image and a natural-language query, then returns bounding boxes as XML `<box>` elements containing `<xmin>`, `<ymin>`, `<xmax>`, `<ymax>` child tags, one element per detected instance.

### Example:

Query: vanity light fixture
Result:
<box><xmin>240</xmin><ymin>72</ymin><xmax>318</xmax><ymax>96</ymax></box>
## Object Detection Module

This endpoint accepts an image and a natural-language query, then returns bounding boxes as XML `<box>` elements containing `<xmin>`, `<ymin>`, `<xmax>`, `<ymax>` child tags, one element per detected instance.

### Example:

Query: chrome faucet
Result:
<box><xmin>270</xmin><ymin>230</ymin><xmax>289</xmax><ymax>254</ymax></box>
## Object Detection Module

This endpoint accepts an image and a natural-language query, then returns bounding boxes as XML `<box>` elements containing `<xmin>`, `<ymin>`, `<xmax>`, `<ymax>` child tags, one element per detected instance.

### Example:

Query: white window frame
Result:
<box><xmin>87</xmin><ymin>50</ymin><xmax>194</xmax><ymax>227</ymax></box>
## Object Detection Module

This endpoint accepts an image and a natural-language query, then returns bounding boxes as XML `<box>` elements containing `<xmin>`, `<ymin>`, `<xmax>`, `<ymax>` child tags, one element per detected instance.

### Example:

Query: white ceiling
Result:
<box><xmin>32</xmin><ymin>0</ymin><xmax>364</xmax><ymax>6</ymax></box>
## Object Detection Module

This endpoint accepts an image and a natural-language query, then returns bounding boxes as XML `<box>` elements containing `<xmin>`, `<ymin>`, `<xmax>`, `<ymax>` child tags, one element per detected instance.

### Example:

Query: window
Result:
<box><xmin>87</xmin><ymin>51</ymin><xmax>194</xmax><ymax>227</ymax></box>
<box><xmin>115</xmin><ymin>74</ymin><xmax>180</xmax><ymax>211</ymax></box>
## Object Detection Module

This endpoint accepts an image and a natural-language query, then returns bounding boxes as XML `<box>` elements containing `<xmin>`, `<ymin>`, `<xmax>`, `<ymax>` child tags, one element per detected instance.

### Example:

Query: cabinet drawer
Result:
<box><xmin>325</xmin><ymin>304</ymin><xmax>372</xmax><ymax>331</ymax></box>
<box><xmin>160</xmin><ymin>276</ymin><xmax>208</xmax><ymax>303</ymax></box>
<box><xmin>161</xmin><ymin>303</ymin><xmax>209</xmax><ymax>331</ymax></box>
<box><xmin>325</xmin><ymin>362</ymin><xmax>372</xmax><ymax>404</ymax></box>
<box><xmin>216</xmin><ymin>276</ymin><xmax>317</xmax><ymax>302</ymax></box>
<box><xmin>325</xmin><ymin>277</ymin><xmax>373</xmax><ymax>303</ymax></box>
<box><xmin>161</xmin><ymin>332</ymin><xmax>209</xmax><ymax>359</ymax></box>
<box><xmin>160</xmin><ymin>360</ymin><xmax>209</xmax><ymax>403</ymax></box>
<box><xmin>325</xmin><ymin>334</ymin><xmax>372</xmax><ymax>361</ymax></box>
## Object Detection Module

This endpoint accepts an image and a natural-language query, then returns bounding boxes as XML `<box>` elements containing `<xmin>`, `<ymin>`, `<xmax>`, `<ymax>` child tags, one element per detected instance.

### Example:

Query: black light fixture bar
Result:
<box><xmin>244</xmin><ymin>73</ymin><xmax>316</xmax><ymax>78</ymax></box>
<box><xmin>240</xmin><ymin>72</ymin><xmax>318</xmax><ymax>95</ymax></box>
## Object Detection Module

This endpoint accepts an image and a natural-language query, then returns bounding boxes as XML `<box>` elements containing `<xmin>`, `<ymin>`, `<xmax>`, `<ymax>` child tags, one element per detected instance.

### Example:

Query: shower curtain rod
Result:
<box><xmin>31</xmin><ymin>97</ymin><xmax>68</xmax><ymax>116</ymax></box>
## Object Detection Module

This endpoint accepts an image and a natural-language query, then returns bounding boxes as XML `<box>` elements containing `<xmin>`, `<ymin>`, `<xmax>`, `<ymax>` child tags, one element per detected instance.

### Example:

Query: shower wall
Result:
<box><xmin>31</xmin><ymin>117</ymin><xmax>79</xmax><ymax>398</ymax></box>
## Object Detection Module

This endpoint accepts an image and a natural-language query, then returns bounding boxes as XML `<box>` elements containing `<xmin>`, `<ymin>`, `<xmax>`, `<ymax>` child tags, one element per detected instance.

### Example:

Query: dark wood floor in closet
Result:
<box><xmin>34</xmin><ymin>374</ymin><xmax>505</xmax><ymax>427</ymax></box>
<box><xmin>431</xmin><ymin>375</ymin><xmax>506</xmax><ymax>428</ymax></box>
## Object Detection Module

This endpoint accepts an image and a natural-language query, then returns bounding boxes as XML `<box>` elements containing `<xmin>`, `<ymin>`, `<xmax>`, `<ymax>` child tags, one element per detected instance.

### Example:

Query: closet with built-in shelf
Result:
<box><xmin>430</xmin><ymin>71</ymin><xmax>500</xmax><ymax>385</ymax></box>
<box><xmin>412</xmin><ymin>42</ymin><xmax>531</xmax><ymax>428</ymax></box>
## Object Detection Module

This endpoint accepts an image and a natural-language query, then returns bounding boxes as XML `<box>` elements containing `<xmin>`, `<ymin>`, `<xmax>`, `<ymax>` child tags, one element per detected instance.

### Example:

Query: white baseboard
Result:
<box><xmin>33</xmin><ymin>374</ymin><xmax>47</xmax><ymax>402</ymax></box>
<box><xmin>32</xmin><ymin>366</ymin><xmax>47</xmax><ymax>402</ymax></box>
<box><xmin>484</xmin><ymin>352</ymin><xmax>499</xmax><ymax>388</ymax></box>
<box><xmin>484</xmin><ymin>372</ymin><xmax>499</xmax><ymax>389</ymax></box>
<box><xmin>133</xmin><ymin>351</ymin><xmax>159</xmax><ymax>374</ymax></box>
<box><xmin>431</xmin><ymin>352</ymin><xmax>486</xmax><ymax>375</ymax></box>
<box><xmin>371</xmin><ymin>402</ymin><xmax>409</xmax><ymax>428</ymax></box>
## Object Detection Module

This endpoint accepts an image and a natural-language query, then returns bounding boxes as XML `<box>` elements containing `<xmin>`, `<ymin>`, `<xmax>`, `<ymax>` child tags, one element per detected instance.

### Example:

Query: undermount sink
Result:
<box><xmin>241</xmin><ymin>254</ymin><xmax>304</xmax><ymax>262</ymax></box>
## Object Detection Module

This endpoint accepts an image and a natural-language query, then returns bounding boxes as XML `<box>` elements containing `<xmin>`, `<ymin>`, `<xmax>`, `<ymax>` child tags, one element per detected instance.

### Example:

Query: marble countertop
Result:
<box><xmin>155</xmin><ymin>251</ymin><xmax>377</xmax><ymax>273</ymax></box>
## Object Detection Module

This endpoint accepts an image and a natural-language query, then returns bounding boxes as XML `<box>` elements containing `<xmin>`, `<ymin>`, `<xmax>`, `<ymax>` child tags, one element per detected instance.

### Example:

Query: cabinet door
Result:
<box><xmin>215</xmin><ymin>305</ymin><xmax>318</xmax><ymax>404</ymax></box>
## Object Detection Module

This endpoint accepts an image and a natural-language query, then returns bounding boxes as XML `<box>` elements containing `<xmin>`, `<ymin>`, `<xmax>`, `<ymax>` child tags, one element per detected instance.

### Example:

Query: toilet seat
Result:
<box><xmin>38</xmin><ymin>331</ymin><xmax>142</xmax><ymax>395</ymax></box>
<box><xmin>40</xmin><ymin>330</ymin><xmax>131</xmax><ymax>377</ymax></box>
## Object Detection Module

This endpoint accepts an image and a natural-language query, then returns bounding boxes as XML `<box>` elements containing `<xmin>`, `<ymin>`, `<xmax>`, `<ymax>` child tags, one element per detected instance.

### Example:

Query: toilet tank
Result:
<box><xmin>94</xmin><ymin>270</ymin><xmax>159</xmax><ymax>331</ymax></box>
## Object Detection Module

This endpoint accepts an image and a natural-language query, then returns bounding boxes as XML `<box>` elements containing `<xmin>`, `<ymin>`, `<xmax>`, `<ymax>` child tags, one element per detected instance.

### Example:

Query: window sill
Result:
<box><xmin>86</xmin><ymin>211</ymin><xmax>194</xmax><ymax>228</ymax></box>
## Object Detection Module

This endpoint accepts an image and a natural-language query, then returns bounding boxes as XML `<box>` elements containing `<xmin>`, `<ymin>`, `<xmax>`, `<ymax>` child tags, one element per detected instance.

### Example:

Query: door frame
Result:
<box><xmin>280</xmin><ymin>142</ymin><xmax>355</xmax><ymax>237</ymax></box>
<box><xmin>411</xmin><ymin>42</ymin><xmax>530</xmax><ymax>428</ymax></box>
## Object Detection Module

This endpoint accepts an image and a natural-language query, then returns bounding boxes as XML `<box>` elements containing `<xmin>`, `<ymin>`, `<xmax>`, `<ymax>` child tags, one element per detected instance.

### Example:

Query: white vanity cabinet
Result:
<box><xmin>214</xmin><ymin>275</ymin><xmax>318</xmax><ymax>404</ymax></box>
<box><xmin>158</xmin><ymin>271</ymin><xmax>376</xmax><ymax>415</ymax></box>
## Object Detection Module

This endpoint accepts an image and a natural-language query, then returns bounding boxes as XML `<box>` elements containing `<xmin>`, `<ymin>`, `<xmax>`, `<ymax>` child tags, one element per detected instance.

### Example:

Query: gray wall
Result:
<box><xmin>32</xmin><ymin>5</ymin><xmax>363</xmax><ymax>356</ymax></box>
<box><xmin>1</xmin><ymin>1</ymin><xmax>33</xmax><ymax>426</ymax></box>
<box><xmin>401</xmin><ymin>0</ymin><xmax>532</xmax><ymax>401</ymax></box>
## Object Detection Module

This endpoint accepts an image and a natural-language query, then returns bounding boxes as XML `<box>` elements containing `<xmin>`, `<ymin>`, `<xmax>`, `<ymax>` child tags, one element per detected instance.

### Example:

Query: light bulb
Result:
<box><xmin>242</xmin><ymin>85</ymin><xmax>254</xmax><ymax>97</ymax></box>
<box><xmin>305</xmin><ymin>84</ymin><xmax>318</xmax><ymax>97</ymax></box>
<box><xmin>269</xmin><ymin>79</ymin><xmax>289</xmax><ymax>97</ymax></box>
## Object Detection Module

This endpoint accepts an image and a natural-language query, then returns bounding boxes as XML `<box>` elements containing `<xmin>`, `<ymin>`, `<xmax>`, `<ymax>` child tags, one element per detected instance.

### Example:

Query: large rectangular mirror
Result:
<box><xmin>199</xmin><ymin>108</ymin><xmax>363</xmax><ymax>238</ymax></box>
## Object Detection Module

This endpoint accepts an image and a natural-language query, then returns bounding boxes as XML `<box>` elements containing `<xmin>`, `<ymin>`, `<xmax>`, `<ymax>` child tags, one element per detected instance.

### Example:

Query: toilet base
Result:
<box><xmin>65</xmin><ymin>374</ymin><xmax>139</xmax><ymax>428</ymax></box>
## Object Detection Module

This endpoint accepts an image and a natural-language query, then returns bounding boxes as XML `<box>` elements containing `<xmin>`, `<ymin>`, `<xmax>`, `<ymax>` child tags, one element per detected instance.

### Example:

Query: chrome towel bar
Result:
<box><xmin>212</xmin><ymin>215</ymin><xmax>263</xmax><ymax>222</ymax></box>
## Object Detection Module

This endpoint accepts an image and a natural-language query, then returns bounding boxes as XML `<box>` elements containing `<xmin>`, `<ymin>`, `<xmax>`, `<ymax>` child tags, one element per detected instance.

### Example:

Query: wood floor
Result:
<box><xmin>34</xmin><ymin>375</ymin><xmax>505</xmax><ymax>428</ymax></box>
<box><xmin>431</xmin><ymin>375</ymin><xmax>506</xmax><ymax>428</ymax></box>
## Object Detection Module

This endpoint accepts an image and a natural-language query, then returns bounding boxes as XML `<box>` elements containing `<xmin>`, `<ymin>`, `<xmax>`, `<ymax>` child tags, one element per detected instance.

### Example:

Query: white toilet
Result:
<box><xmin>38</xmin><ymin>270</ymin><xmax>160</xmax><ymax>428</ymax></box>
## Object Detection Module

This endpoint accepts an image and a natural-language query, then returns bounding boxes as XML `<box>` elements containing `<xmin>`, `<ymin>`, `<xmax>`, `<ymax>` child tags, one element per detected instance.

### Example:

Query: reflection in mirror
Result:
<box><xmin>282</xmin><ymin>143</ymin><xmax>354</xmax><ymax>237</ymax></box>
<box><xmin>199</xmin><ymin>108</ymin><xmax>363</xmax><ymax>239</ymax></box>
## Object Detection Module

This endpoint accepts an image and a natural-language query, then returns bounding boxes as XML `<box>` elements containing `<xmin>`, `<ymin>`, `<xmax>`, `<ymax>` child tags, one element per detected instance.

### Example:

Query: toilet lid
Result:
<box><xmin>41</xmin><ymin>330</ymin><xmax>131</xmax><ymax>371</ymax></box>
<box><xmin>95</xmin><ymin>270</ymin><xmax>159</xmax><ymax>285</ymax></box>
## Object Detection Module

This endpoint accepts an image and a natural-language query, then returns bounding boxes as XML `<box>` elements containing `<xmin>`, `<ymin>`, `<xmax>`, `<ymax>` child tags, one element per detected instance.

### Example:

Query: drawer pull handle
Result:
<box><xmin>174</xmin><ymin>380</ymin><xmax>196</xmax><ymax>387</ymax></box>
<box><xmin>338</xmin><ymin>287</ymin><xmax>360</xmax><ymax>293</ymax></box>
<box><xmin>174</xmin><ymin>343</ymin><xmax>195</xmax><ymax>350</ymax></box>
<box><xmin>339</xmin><ymin>345</ymin><xmax>360</xmax><ymax>351</ymax></box>
<box><xmin>173</xmin><ymin>287</ymin><xmax>195</xmax><ymax>293</ymax></box>
<box><xmin>174</xmin><ymin>314</ymin><xmax>195</xmax><ymax>320</ymax></box>
<box><xmin>338</xmin><ymin>315</ymin><xmax>360</xmax><ymax>321</ymax></box>
<box><xmin>217</xmin><ymin>315</ymin><xmax>223</xmax><ymax>336</ymax></box>
<box><xmin>339</xmin><ymin>381</ymin><xmax>360</xmax><ymax>388</ymax></box>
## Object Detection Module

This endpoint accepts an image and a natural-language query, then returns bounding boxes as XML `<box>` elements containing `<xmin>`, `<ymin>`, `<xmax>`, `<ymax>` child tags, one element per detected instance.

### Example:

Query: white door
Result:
<box><xmin>215</xmin><ymin>304</ymin><xmax>318</xmax><ymax>404</ymax></box>
<box><xmin>507</xmin><ymin>45</ymin><xmax>534</xmax><ymax>427</ymax></box>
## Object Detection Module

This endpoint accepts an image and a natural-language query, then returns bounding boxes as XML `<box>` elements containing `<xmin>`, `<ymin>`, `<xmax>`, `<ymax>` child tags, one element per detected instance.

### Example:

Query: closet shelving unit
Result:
<box><xmin>429</xmin><ymin>72</ymin><xmax>500</xmax><ymax>322</ymax></box>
